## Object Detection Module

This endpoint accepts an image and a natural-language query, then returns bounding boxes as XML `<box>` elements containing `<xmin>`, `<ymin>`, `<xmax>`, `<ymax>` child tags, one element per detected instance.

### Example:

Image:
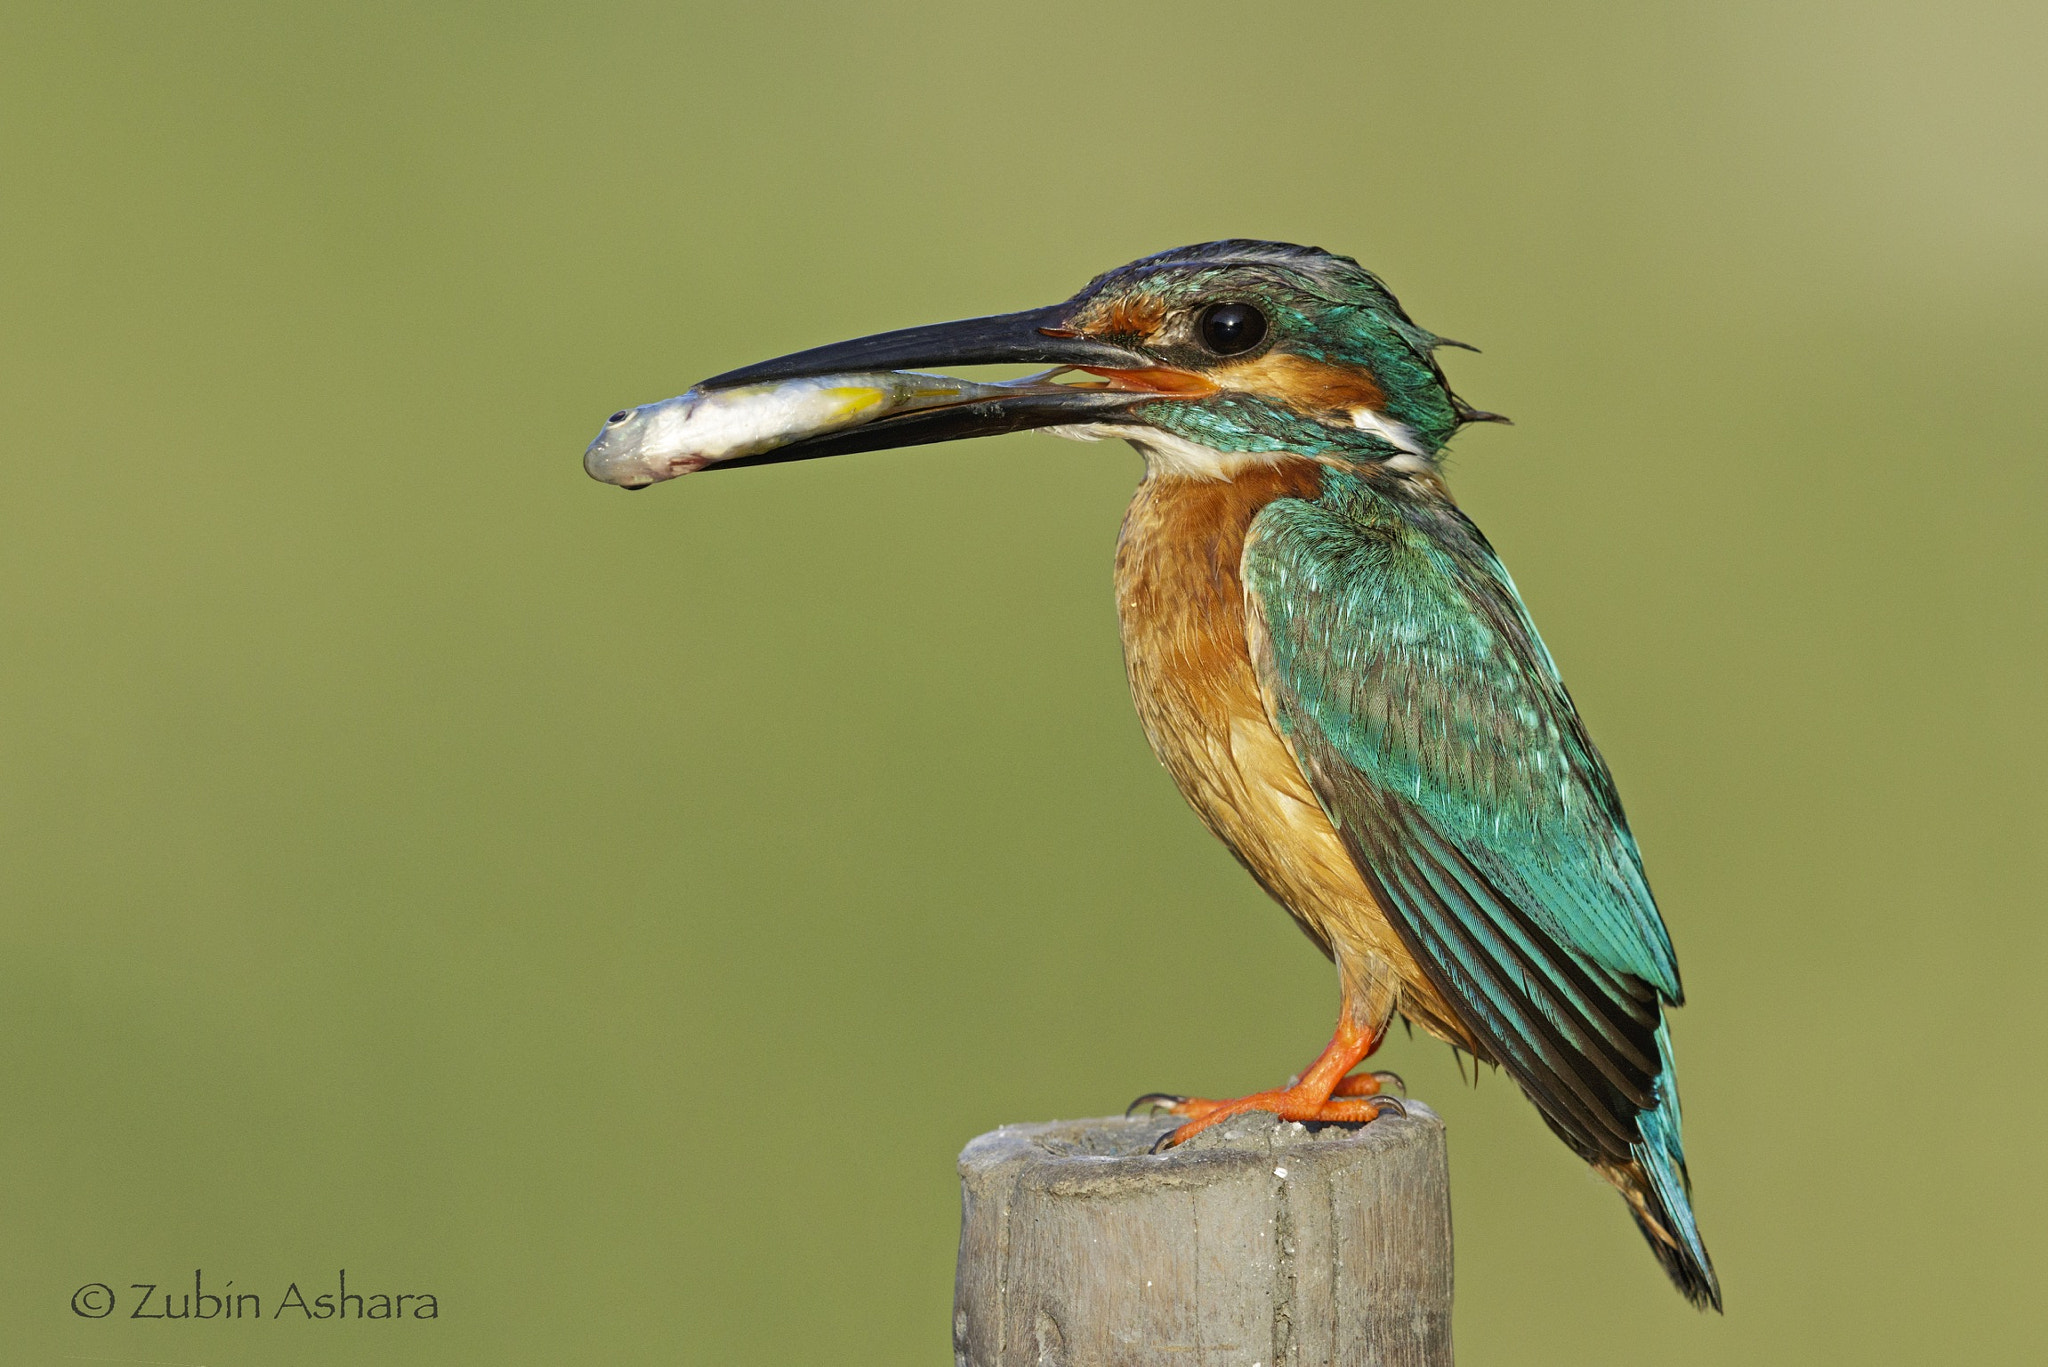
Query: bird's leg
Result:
<box><xmin>1150</xmin><ymin>996</ymin><xmax>1398</xmax><ymax>1148</ymax></box>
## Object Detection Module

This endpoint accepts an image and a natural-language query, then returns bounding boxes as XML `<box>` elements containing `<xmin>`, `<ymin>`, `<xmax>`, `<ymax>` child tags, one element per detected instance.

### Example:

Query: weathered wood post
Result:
<box><xmin>953</xmin><ymin>1106</ymin><xmax>1451</xmax><ymax>1367</ymax></box>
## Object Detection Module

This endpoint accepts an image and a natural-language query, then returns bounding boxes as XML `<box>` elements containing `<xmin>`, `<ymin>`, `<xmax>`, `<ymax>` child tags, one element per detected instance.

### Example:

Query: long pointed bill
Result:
<box><xmin>698</xmin><ymin>304</ymin><xmax>1147</xmax><ymax>387</ymax></box>
<box><xmin>584</xmin><ymin>305</ymin><xmax>1176</xmax><ymax>489</ymax></box>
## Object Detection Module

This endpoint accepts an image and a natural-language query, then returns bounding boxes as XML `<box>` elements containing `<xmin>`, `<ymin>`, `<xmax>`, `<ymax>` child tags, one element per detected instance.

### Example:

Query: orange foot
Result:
<box><xmin>1129</xmin><ymin>1013</ymin><xmax>1406</xmax><ymax>1149</ymax></box>
<box><xmin>1136</xmin><ymin>1069</ymin><xmax>1404</xmax><ymax>1122</ymax></box>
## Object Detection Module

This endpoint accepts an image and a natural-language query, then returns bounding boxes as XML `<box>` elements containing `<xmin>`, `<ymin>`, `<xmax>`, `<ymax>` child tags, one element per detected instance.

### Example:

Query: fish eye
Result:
<box><xmin>1197</xmin><ymin>302</ymin><xmax>1267</xmax><ymax>356</ymax></box>
<box><xmin>608</xmin><ymin>409</ymin><xmax>632</xmax><ymax>424</ymax></box>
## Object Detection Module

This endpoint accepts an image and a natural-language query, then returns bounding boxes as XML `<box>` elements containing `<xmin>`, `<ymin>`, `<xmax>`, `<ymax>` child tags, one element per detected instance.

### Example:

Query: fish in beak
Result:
<box><xmin>584</xmin><ymin>303</ymin><xmax>1180</xmax><ymax>489</ymax></box>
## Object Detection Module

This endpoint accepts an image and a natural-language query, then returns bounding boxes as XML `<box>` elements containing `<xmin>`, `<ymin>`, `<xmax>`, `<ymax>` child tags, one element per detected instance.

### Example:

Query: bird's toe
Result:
<box><xmin>1331</xmin><ymin>1069</ymin><xmax>1405</xmax><ymax>1098</ymax></box>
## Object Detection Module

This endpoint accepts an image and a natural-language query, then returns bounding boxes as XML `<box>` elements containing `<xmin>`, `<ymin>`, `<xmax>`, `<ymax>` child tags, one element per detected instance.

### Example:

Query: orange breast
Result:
<box><xmin>1113</xmin><ymin>461</ymin><xmax>1470</xmax><ymax>1044</ymax></box>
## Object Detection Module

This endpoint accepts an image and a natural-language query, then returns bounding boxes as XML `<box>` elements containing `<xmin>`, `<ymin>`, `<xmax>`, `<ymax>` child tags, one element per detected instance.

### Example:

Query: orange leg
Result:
<box><xmin>1139</xmin><ymin>1007</ymin><xmax>1402</xmax><ymax>1148</ymax></box>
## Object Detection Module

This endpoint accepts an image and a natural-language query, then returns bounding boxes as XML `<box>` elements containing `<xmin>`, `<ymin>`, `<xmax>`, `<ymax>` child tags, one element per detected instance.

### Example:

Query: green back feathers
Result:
<box><xmin>1242</xmin><ymin>467</ymin><xmax>1718</xmax><ymax>1306</ymax></box>
<box><xmin>1248</xmin><ymin>469</ymin><xmax>1680</xmax><ymax>996</ymax></box>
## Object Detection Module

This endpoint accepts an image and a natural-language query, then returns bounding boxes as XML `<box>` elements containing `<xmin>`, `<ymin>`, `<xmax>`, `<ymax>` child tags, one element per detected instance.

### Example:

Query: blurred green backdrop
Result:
<box><xmin>2</xmin><ymin>3</ymin><xmax>2042</xmax><ymax>1363</ymax></box>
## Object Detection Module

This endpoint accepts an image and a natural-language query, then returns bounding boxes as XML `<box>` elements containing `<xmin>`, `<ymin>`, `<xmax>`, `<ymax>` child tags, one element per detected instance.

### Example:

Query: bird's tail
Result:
<box><xmin>1604</xmin><ymin>1023</ymin><xmax>1721</xmax><ymax>1311</ymax></box>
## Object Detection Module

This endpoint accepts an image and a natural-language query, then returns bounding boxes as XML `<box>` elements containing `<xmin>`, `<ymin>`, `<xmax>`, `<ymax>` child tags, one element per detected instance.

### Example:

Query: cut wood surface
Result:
<box><xmin>953</xmin><ymin>1107</ymin><xmax>1451</xmax><ymax>1367</ymax></box>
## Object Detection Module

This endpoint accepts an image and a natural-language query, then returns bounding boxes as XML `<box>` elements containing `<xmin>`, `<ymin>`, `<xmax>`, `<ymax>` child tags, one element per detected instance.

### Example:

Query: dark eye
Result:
<box><xmin>1198</xmin><ymin>302</ymin><xmax>1267</xmax><ymax>356</ymax></box>
<box><xmin>608</xmin><ymin>410</ymin><xmax>632</xmax><ymax>424</ymax></box>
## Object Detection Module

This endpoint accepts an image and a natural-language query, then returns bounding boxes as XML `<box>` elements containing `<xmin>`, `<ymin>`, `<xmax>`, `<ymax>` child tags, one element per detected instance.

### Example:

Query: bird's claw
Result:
<box><xmin>1126</xmin><ymin>1093</ymin><xmax>1186</xmax><ymax>1118</ymax></box>
<box><xmin>1143</xmin><ymin>1089</ymin><xmax>1406</xmax><ymax>1153</ymax></box>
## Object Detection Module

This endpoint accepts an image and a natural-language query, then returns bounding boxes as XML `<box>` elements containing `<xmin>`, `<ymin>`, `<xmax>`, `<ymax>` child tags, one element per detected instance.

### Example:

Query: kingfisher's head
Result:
<box><xmin>669</xmin><ymin>240</ymin><xmax>1500</xmax><ymax>480</ymax></box>
<box><xmin>1045</xmin><ymin>241</ymin><xmax>1504</xmax><ymax>474</ymax></box>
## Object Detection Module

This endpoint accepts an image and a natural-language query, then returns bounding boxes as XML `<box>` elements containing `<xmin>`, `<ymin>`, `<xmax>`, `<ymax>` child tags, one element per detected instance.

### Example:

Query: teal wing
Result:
<box><xmin>1243</xmin><ymin>469</ymin><xmax>1718</xmax><ymax>1308</ymax></box>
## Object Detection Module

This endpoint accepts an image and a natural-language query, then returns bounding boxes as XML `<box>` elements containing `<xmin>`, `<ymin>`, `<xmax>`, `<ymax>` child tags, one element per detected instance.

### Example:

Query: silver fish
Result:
<box><xmin>584</xmin><ymin>371</ymin><xmax>1039</xmax><ymax>489</ymax></box>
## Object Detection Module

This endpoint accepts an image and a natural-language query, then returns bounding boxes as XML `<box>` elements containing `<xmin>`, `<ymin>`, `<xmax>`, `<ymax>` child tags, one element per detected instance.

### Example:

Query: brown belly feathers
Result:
<box><xmin>1112</xmin><ymin>458</ymin><xmax>1475</xmax><ymax>1048</ymax></box>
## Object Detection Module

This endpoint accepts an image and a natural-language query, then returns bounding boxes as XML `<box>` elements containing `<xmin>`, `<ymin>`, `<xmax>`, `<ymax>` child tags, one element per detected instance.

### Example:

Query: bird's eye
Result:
<box><xmin>1197</xmin><ymin>302</ymin><xmax>1267</xmax><ymax>356</ymax></box>
<box><xmin>608</xmin><ymin>410</ymin><xmax>632</xmax><ymax>424</ymax></box>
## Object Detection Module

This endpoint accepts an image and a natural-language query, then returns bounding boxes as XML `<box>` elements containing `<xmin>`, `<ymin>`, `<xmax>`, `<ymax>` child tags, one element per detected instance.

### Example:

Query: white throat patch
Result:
<box><xmin>1047</xmin><ymin>417</ymin><xmax>1435</xmax><ymax>480</ymax></box>
<box><xmin>1045</xmin><ymin>423</ymin><xmax>1295</xmax><ymax>481</ymax></box>
<box><xmin>1349</xmin><ymin>408</ymin><xmax>1431</xmax><ymax>472</ymax></box>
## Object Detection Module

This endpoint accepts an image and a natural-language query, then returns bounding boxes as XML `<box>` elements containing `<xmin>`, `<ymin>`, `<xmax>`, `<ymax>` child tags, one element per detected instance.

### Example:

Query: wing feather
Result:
<box><xmin>1242</xmin><ymin>470</ymin><xmax>1678</xmax><ymax>1164</ymax></box>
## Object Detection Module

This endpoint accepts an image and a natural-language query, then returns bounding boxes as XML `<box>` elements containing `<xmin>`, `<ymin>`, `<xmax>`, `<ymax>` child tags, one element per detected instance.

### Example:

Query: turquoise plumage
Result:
<box><xmin>1245</xmin><ymin>467</ymin><xmax>1717</xmax><ymax>1306</ymax></box>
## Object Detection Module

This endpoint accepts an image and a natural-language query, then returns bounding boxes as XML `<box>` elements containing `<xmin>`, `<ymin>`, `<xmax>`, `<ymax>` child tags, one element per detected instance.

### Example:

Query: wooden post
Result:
<box><xmin>953</xmin><ymin>1106</ymin><xmax>1452</xmax><ymax>1367</ymax></box>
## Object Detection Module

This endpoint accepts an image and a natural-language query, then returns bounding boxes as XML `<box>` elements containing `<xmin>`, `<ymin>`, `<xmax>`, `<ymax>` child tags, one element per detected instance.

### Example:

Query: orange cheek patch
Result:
<box><xmin>1071</xmin><ymin>295</ymin><xmax>1169</xmax><ymax>340</ymax></box>
<box><xmin>1215</xmin><ymin>353</ymin><xmax>1387</xmax><ymax>417</ymax></box>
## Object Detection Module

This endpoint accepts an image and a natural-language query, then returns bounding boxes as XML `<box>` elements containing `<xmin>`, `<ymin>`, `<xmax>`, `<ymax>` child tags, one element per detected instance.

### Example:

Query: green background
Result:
<box><xmin>2</xmin><ymin>3</ymin><xmax>2041</xmax><ymax>1362</ymax></box>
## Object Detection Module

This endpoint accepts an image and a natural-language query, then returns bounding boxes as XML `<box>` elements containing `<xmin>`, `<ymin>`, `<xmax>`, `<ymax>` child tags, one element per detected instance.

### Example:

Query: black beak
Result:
<box><xmin>695</xmin><ymin>302</ymin><xmax>1161</xmax><ymax>471</ymax></box>
<box><xmin>702</xmin><ymin>302</ymin><xmax>1147</xmax><ymax>386</ymax></box>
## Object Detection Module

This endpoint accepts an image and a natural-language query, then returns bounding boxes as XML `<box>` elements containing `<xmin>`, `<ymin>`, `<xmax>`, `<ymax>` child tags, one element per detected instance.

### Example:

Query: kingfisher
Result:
<box><xmin>595</xmin><ymin>241</ymin><xmax>1719</xmax><ymax>1309</ymax></box>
